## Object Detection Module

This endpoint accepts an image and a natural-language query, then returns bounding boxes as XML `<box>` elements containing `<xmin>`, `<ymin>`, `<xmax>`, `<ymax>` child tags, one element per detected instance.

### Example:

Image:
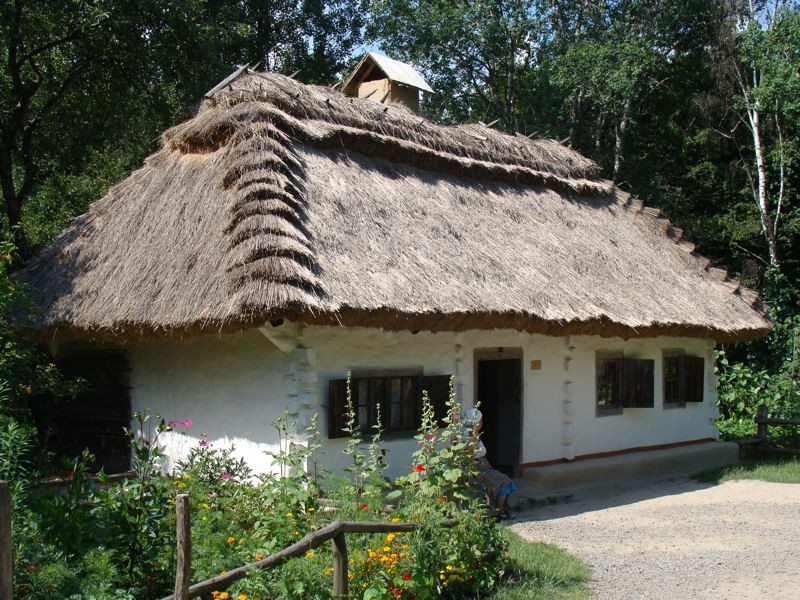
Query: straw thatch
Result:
<box><xmin>17</xmin><ymin>69</ymin><xmax>771</xmax><ymax>343</ymax></box>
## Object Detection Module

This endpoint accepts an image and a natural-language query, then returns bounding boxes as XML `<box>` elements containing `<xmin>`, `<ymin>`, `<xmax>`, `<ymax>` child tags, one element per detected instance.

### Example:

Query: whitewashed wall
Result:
<box><xmin>128</xmin><ymin>323</ymin><xmax>719</xmax><ymax>479</ymax></box>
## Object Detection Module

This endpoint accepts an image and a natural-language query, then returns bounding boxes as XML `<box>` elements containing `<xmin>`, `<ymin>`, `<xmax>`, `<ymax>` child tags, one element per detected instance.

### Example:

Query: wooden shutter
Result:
<box><xmin>622</xmin><ymin>358</ymin><xmax>654</xmax><ymax>408</ymax></box>
<box><xmin>328</xmin><ymin>379</ymin><xmax>349</xmax><ymax>438</ymax></box>
<box><xmin>422</xmin><ymin>374</ymin><xmax>452</xmax><ymax>427</ymax></box>
<box><xmin>684</xmin><ymin>356</ymin><xmax>705</xmax><ymax>403</ymax></box>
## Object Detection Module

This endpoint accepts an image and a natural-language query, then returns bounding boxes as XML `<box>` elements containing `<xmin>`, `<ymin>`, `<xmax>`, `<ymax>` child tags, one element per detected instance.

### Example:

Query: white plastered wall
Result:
<box><xmin>128</xmin><ymin>323</ymin><xmax>719</xmax><ymax>479</ymax></box>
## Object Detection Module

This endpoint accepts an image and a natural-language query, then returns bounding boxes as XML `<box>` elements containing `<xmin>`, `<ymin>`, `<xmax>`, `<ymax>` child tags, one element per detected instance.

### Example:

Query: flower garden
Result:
<box><xmin>4</xmin><ymin>383</ymin><xmax>522</xmax><ymax>599</ymax></box>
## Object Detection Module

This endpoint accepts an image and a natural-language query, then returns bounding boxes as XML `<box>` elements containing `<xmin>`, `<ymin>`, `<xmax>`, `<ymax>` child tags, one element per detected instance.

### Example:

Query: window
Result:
<box><xmin>596</xmin><ymin>352</ymin><xmax>623</xmax><ymax>414</ymax></box>
<box><xmin>328</xmin><ymin>371</ymin><xmax>451</xmax><ymax>438</ymax></box>
<box><xmin>663</xmin><ymin>350</ymin><xmax>705</xmax><ymax>407</ymax></box>
<box><xmin>663</xmin><ymin>350</ymin><xmax>684</xmax><ymax>406</ymax></box>
<box><xmin>596</xmin><ymin>352</ymin><xmax>655</xmax><ymax>416</ymax></box>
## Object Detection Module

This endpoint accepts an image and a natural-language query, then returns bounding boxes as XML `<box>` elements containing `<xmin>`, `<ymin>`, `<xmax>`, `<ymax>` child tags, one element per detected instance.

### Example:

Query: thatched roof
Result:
<box><xmin>17</xmin><ymin>69</ymin><xmax>771</xmax><ymax>343</ymax></box>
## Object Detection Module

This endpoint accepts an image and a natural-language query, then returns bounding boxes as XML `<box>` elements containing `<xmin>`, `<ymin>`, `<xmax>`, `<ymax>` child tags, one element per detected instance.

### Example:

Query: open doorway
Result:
<box><xmin>475</xmin><ymin>348</ymin><xmax>522</xmax><ymax>477</ymax></box>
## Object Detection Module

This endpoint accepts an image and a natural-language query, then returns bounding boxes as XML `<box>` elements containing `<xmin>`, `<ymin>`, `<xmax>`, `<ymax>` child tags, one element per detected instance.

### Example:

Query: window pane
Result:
<box><xmin>402</xmin><ymin>378</ymin><xmax>415</xmax><ymax>429</ymax></box>
<box><xmin>597</xmin><ymin>355</ymin><xmax>622</xmax><ymax>409</ymax></box>
<box><xmin>371</xmin><ymin>378</ymin><xmax>386</xmax><ymax>430</ymax></box>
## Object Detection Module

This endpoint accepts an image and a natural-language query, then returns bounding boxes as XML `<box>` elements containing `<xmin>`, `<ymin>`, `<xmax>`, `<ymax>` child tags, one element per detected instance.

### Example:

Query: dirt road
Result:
<box><xmin>511</xmin><ymin>478</ymin><xmax>800</xmax><ymax>599</ymax></box>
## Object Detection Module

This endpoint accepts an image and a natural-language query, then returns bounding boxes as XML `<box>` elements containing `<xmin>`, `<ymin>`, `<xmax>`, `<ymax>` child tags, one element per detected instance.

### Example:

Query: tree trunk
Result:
<box><xmin>747</xmin><ymin>105</ymin><xmax>779</xmax><ymax>266</ymax></box>
<box><xmin>613</xmin><ymin>98</ymin><xmax>633</xmax><ymax>184</ymax></box>
<box><xmin>568</xmin><ymin>86</ymin><xmax>583</xmax><ymax>149</ymax></box>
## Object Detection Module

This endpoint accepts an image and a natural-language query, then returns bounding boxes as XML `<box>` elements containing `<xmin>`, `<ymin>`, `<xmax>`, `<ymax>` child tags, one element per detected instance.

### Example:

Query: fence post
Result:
<box><xmin>331</xmin><ymin>532</ymin><xmax>348</xmax><ymax>597</ymax></box>
<box><xmin>174</xmin><ymin>494</ymin><xmax>191</xmax><ymax>600</ymax></box>
<box><xmin>0</xmin><ymin>481</ymin><xmax>11</xmax><ymax>600</ymax></box>
<box><xmin>756</xmin><ymin>404</ymin><xmax>768</xmax><ymax>441</ymax></box>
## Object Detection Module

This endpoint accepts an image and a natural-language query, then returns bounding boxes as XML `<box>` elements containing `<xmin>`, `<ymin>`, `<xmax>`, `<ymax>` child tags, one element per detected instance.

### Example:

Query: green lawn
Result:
<box><xmin>487</xmin><ymin>529</ymin><xmax>591</xmax><ymax>600</ymax></box>
<box><xmin>693</xmin><ymin>454</ymin><xmax>800</xmax><ymax>484</ymax></box>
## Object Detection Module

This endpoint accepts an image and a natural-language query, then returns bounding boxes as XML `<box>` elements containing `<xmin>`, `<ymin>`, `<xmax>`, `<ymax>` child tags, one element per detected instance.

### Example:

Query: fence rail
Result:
<box><xmin>161</xmin><ymin>495</ymin><xmax>456</xmax><ymax>600</ymax></box>
<box><xmin>753</xmin><ymin>404</ymin><xmax>800</xmax><ymax>455</ymax></box>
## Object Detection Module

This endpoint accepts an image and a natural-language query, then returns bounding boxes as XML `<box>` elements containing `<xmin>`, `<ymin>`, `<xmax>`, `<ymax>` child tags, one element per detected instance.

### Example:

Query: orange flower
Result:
<box><xmin>436</xmin><ymin>497</ymin><xmax>445</xmax><ymax>503</ymax></box>
<box><xmin>227</xmin><ymin>537</ymin><xmax>236</xmax><ymax>544</ymax></box>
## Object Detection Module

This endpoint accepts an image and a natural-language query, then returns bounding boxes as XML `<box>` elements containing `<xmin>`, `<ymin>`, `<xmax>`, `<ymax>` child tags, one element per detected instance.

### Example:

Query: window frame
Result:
<box><xmin>662</xmin><ymin>350</ymin><xmax>705</xmax><ymax>408</ymax></box>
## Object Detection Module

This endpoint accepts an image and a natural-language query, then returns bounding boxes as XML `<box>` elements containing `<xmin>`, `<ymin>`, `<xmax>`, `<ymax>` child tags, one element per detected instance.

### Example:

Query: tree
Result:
<box><xmin>716</xmin><ymin>0</ymin><xmax>800</xmax><ymax>267</ymax></box>
<box><xmin>368</xmin><ymin>0</ymin><xmax>543</xmax><ymax>130</ymax></box>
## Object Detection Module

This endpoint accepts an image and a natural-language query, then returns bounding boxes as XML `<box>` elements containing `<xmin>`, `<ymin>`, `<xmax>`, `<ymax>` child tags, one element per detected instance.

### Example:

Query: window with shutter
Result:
<box><xmin>662</xmin><ymin>351</ymin><xmax>705</xmax><ymax>407</ymax></box>
<box><xmin>328</xmin><ymin>372</ymin><xmax>452</xmax><ymax>438</ymax></box>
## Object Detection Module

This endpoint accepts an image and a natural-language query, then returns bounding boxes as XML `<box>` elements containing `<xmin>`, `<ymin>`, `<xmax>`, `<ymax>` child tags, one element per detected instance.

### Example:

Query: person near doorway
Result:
<box><xmin>463</xmin><ymin>407</ymin><xmax>516</xmax><ymax>519</ymax></box>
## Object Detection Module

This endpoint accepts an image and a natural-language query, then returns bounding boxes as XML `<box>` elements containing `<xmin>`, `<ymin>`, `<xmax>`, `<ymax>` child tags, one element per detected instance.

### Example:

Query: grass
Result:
<box><xmin>486</xmin><ymin>528</ymin><xmax>591</xmax><ymax>600</ymax></box>
<box><xmin>693</xmin><ymin>454</ymin><xmax>800</xmax><ymax>484</ymax></box>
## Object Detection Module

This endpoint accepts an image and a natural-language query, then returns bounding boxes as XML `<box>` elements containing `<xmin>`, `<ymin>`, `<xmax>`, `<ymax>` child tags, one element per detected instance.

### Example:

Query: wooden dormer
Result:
<box><xmin>343</xmin><ymin>52</ymin><xmax>434</xmax><ymax>113</ymax></box>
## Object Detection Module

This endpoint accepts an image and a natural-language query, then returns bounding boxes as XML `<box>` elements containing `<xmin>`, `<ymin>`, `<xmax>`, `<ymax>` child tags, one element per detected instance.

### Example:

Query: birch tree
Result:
<box><xmin>723</xmin><ymin>0</ymin><xmax>800</xmax><ymax>266</ymax></box>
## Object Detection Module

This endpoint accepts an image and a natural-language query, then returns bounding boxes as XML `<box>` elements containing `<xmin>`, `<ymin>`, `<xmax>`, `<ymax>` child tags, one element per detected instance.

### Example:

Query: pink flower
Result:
<box><xmin>169</xmin><ymin>419</ymin><xmax>193</xmax><ymax>427</ymax></box>
<box><xmin>221</xmin><ymin>472</ymin><xmax>232</xmax><ymax>480</ymax></box>
<box><xmin>199</xmin><ymin>439</ymin><xmax>210</xmax><ymax>447</ymax></box>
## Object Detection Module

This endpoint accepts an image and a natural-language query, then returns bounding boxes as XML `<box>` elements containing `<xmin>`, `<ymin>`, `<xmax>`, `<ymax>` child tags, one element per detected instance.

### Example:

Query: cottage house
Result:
<box><xmin>17</xmin><ymin>59</ymin><xmax>771</xmax><ymax>482</ymax></box>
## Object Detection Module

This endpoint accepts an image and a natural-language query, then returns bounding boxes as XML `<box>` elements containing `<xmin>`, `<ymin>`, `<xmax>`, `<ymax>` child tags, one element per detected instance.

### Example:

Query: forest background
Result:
<box><xmin>1</xmin><ymin>0</ymin><xmax>799</xmax><ymax>433</ymax></box>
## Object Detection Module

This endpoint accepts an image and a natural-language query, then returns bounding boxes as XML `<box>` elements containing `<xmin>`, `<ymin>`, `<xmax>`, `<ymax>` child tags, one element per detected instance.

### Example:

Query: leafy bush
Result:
<box><xmin>9</xmin><ymin>376</ymin><xmax>510</xmax><ymax>599</ymax></box>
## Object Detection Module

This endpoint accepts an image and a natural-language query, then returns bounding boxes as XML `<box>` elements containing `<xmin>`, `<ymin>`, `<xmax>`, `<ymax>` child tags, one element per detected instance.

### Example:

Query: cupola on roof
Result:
<box><xmin>342</xmin><ymin>52</ymin><xmax>433</xmax><ymax>112</ymax></box>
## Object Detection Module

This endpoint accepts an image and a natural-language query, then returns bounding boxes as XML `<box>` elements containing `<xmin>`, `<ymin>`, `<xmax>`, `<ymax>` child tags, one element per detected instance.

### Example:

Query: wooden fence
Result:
<box><xmin>754</xmin><ymin>404</ymin><xmax>800</xmax><ymax>455</ymax></box>
<box><xmin>162</xmin><ymin>494</ymin><xmax>457</xmax><ymax>600</ymax></box>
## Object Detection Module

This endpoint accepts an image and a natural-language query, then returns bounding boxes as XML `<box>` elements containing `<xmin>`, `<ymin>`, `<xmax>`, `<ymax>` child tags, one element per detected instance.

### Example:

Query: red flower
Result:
<box><xmin>402</xmin><ymin>573</ymin><xmax>412</xmax><ymax>582</ymax></box>
<box><xmin>412</xmin><ymin>464</ymin><xmax>426</xmax><ymax>473</ymax></box>
<box><xmin>393</xmin><ymin>590</ymin><xmax>403</xmax><ymax>598</ymax></box>
<box><xmin>360</xmin><ymin>503</ymin><xmax>369</xmax><ymax>511</ymax></box>
<box><xmin>436</xmin><ymin>497</ymin><xmax>445</xmax><ymax>504</ymax></box>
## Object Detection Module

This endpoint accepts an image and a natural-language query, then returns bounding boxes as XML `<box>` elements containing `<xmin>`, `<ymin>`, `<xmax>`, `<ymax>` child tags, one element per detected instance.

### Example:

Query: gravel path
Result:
<box><xmin>510</xmin><ymin>477</ymin><xmax>800</xmax><ymax>599</ymax></box>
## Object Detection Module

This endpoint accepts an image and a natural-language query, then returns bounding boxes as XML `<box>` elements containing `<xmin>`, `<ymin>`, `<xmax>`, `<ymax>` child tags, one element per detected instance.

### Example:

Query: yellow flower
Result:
<box><xmin>239</xmin><ymin>539</ymin><xmax>245</xmax><ymax>545</ymax></box>
<box><xmin>167</xmin><ymin>499</ymin><xmax>174</xmax><ymax>504</ymax></box>
<box><xmin>308</xmin><ymin>507</ymin><xmax>315</xmax><ymax>512</ymax></box>
<box><xmin>391</xmin><ymin>517</ymin><xmax>400</xmax><ymax>523</ymax></box>
<box><xmin>220</xmin><ymin>594</ymin><xmax>230</xmax><ymax>600</ymax></box>
<box><xmin>227</xmin><ymin>537</ymin><xmax>236</xmax><ymax>544</ymax></box>
<box><xmin>293</xmin><ymin>531</ymin><xmax>299</xmax><ymax>536</ymax></box>
<box><xmin>347</xmin><ymin>573</ymin><xmax>353</xmax><ymax>580</ymax></box>
<box><xmin>324</xmin><ymin>568</ymin><xmax>333</xmax><ymax>576</ymax></box>
<box><xmin>237</xmin><ymin>595</ymin><xmax>247</xmax><ymax>600</ymax></box>
<box><xmin>285</xmin><ymin>512</ymin><xmax>293</xmax><ymax>518</ymax></box>
<box><xmin>385</xmin><ymin>533</ymin><xmax>395</xmax><ymax>543</ymax></box>
<box><xmin>382</xmin><ymin>546</ymin><xmax>390</xmax><ymax>553</ymax></box>
<box><xmin>212</xmin><ymin>593</ymin><xmax>221</xmax><ymax>599</ymax></box>
<box><xmin>306</xmin><ymin>551</ymin><xmax>315</xmax><ymax>558</ymax></box>
<box><xmin>201</xmin><ymin>503</ymin><xmax>210</xmax><ymax>509</ymax></box>
<box><xmin>183</xmin><ymin>474</ymin><xmax>191</xmax><ymax>480</ymax></box>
